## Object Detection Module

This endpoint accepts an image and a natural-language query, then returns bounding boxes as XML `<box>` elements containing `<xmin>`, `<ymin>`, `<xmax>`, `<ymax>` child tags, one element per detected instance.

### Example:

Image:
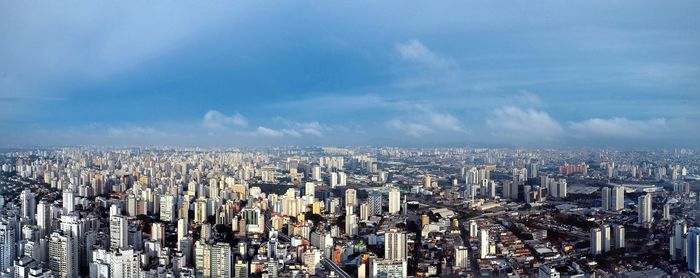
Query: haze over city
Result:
<box><xmin>1</xmin><ymin>1</ymin><xmax>699</xmax><ymax>147</ymax></box>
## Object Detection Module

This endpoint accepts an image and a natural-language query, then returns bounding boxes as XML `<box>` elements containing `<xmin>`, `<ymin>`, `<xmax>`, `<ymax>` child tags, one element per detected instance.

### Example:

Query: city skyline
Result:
<box><xmin>1</xmin><ymin>1</ymin><xmax>699</xmax><ymax>148</ymax></box>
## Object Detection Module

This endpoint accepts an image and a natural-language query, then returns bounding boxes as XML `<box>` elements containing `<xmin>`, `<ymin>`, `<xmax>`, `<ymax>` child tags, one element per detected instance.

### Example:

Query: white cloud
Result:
<box><xmin>386</xmin><ymin>119</ymin><xmax>434</xmax><ymax>137</ymax></box>
<box><xmin>254</xmin><ymin>126</ymin><xmax>302</xmax><ymax>137</ymax></box>
<box><xmin>396</xmin><ymin>39</ymin><xmax>454</xmax><ymax>69</ymax></box>
<box><xmin>487</xmin><ymin>106</ymin><xmax>563</xmax><ymax>141</ymax></box>
<box><xmin>568</xmin><ymin>117</ymin><xmax>668</xmax><ymax>138</ymax></box>
<box><xmin>273</xmin><ymin>118</ymin><xmax>327</xmax><ymax>136</ymax></box>
<box><xmin>202</xmin><ymin>110</ymin><xmax>248</xmax><ymax>129</ymax></box>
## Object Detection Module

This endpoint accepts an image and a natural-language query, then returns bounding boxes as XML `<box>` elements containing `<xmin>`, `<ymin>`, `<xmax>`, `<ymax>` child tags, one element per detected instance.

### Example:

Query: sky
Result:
<box><xmin>1</xmin><ymin>1</ymin><xmax>699</xmax><ymax>148</ymax></box>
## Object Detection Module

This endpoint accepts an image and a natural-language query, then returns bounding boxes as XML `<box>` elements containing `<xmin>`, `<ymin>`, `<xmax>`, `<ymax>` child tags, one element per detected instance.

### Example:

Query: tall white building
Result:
<box><xmin>305</xmin><ymin>182</ymin><xmax>315</xmax><ymax>199</ymax></box>
<box><xmin>63</xmin><ymin>189</ymin><xmax>75</xmax><ymax>214</ymax></box>
<box><xmin>424</xmin><ymin>175</ymin><xmax>432</xmax><ymax>189</ymax></box>
<box><xmin>338</xmin><ymin>172</ymin><xmax>347</xmax><ymax>186</ymax></box>
<box><xmin>210</xmin><ymin>243</ymin><xmax>232</xmax><ymax>278</ymax></box>
<box><xmin>590</xmin><ymin>227</ymin><xmax>602</xmax><ymax>255</ymax></box>
<box><xmin>345</xmin><ymin>214</ymin><xmax>358</xmax><ymax>237</ymax></box>
<box><xmin>601</xmin><ymin>187</ymin><xmax>610</xmax><ymax>211</ymax></box>
<box><xmin>455</xmin><ymin>246</ymin><xmax>469</xmax><ymax>269</ymax></box>
<box><xmin>0</xmin><ymin>218</ymin><xmax>17</xmax><ymax>272</ymax></box>
<box><xmin>638</xmin><ymin>194</ymin><xmax>652</xmax><ymax>224</ymax></box>
<box><xmin>611</xmin><ymin>186</ymin><xmax>625</xmax><ymax>211</ymax></box>
<box><xmin>689</xmin><ymin>227</ymin><xmax>700</xmax><ymax>273</ymax></box>
<box><xmin>49</xmin><ymin>231</ymin><xmax>76</xmax><ymax>278</ymax></box>
<box><xmin>312</xmin><ymin>166</ymin><xmax>321</xmax><ymax>181</ymax></box>
<box><xmin>110</xmin><ymin>216</ymin><xmax>128</xmax><ymax>250</ymax></box>
<box><xmin>613</xmin><ymin>224</ymin><xmax>625</xmax><ymax>249</ymax></box>
<box><xmin>20</xmin><ymin>189</ymin><xmax>36</xmax><ymax>222</ymax></box>
<box><xmin>330</xmin><ymin>172</ymin><xmax>338</xmax><ymax>188</ymax></box>
<box><xmin>345</xmin><ymin>189</ymin><xmax>357</xmax><ymax>207</ymax></box>
<box><xmin>384</xmin><ymin>230</ymin><xmax>407</xmax><ymax>261</ymax></box>
<box><xmin>159</xmin><ymin>194</ymin><xmax>176</xmax><ymax>222</ymax></box>
<box><xmin>469</xmin><ymin>220</ymin><xmax>479</xmax><ymax>238</ymax></box>
<box><xmin>479</xmin><ymin>230</ymin><xmax>489</xmax><ymax>259</ymax></box>
<box><xmin>36</xmin><ymin>199</ymin><xmax>51</xmax><ymax>237</ymax></box>
<box><xmin>388</xmin><ymin>187</ymin><xmax>401</xmax><ymax>214</ymax></box>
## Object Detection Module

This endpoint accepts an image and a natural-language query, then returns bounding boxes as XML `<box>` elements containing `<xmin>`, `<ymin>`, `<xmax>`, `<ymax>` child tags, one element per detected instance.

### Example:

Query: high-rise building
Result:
<box><xmin>338</xmin><ymin>172</ymin><xmax>347</xmax><ymax>186</ymax></box>
<box><xmin>345</xmin><ymin>189</ymin><xmax>357</xmax><ymax>207</ymax></box>
<box><xmin>368</xmin><ymin>192</ymin><xmax>383</xmax><ymax>216</ymax></box>
<box><xmin>469</xmin><ymin>220</ymin><xmax>478</xmax><ymax>238</ymax></box>
<box><xmin>330</xmin><ymin>172</ymin><xmax>338</xmax><ymax>188</ymax></box>
<box><xmin>345</xmin><ymin>214</ymin><xmax>358</xmax><ymax>237</ymax></box>
<box><xmin>36</xmin><ymin>199</ymin><xmax>51</xmax><ymax>237</ymax></box>
<box><xmin>424</xmin><ymin>175</ymin><xmax>432</xmax><ymax>189</ymax></box>
<box><xmin>590</xmin><ymin>227</ymin><xmax>602</xmax><ymax>255</ymax></box>
<box><xmin>384</xmin><ymin>230</ymin><xmax>407</xmax><ymax>261</ymax></box>
<box><xmin>312</xmin><ymin>166</ymin><xmax>321</xmax><ymax>181</ymax></box>
<box><xmin>63</xmin><ymin>189</ymin><xmax>75</xmax><ymax>214</ymax></box>
<box><xmin>689</xmin><ymin>227</ymin><xmax>700</xmax><ymax>273</ymax></box>
<box><xmin>359</xmin><ymin>202</ymin><xmax>370</xmax><ymax>221</ymax></box>
<box><xmin>638</xmin><ymin>194</ymin><xmax>652</xmax><ymax>224</ymax></box>
<box><xmin>0</xmin><ymin>217</ymin><xmax>17</xmax><ymax>272</ymax></box>
<box><xmin>110</xmin><ymin>216</ymin><xmax>128</xmax><ymax>250</ymax></box>
<box><xmin>305</xmin><ymin>182</ymin><xmax>315</xmax><ymax>199</ymax></box>
<box><xmin>601</xmin><ymin>187</ymin><xmax>610</xmax><ymax>211</ymax></box>
<box><xmin>210</xmin><ymin>243</ymin><xmax>232</xmax><ymax>278</ymax></box>
<box><xmin>672</xmin><ymin>220</ymin><xmax>687</xmax><ymax>260</ymax></box>
<box><xmin>663</xmin><ymin>203</ymin><xmax>671</xmax><ymax>220</ymax></box>
<box><xmin>49</xmin><ymin>231</ymin><xmax>76</xmax><ymax>278</ymax></box>
<box><xmin>388</xmin><ymin>187</ymin><xmax>400</xmax><ymax>214</ymax></box>
<box><xmin>20</xmin><ymin>189</ymin><xmax>36</xmax><ymax>222</ymax></box>
<box><xmin>611</xmin><ymin>186</ymin><xmax>625</xmax><ymax>211</ymax></box>
<box><xmin>613</xmin><ymin>224</ymin><xmax>625</xmax><ymax>249</ymax></box>
<box><xmin>455</xmin><ymin>246</ymin><xmax>469</xmax><ymax>269</ymax></box>
<box><xmin>159</xmin><ymin>194</ymin><xmax>176</xmax><ymax>222</ymax></box>
<box><xmin>479</xmin><ymin>230</ymin><xmax>489</xmax><ymax>259</ymax></box>
<box><xmin>601</xmin><ymin>224</ymin><xmax>611</xmax><ymax>252</ymax></box>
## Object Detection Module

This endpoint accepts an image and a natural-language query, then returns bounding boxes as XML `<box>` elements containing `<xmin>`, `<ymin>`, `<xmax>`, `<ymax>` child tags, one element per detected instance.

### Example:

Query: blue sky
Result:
<box><xmin>1</xmin><ymin>1</ymin><xmax>699</xmax><ymax>147</ymax></box>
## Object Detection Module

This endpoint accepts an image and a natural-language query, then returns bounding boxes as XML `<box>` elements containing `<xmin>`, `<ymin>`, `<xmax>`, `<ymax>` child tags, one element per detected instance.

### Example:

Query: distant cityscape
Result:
<box><xmin>0</xmin><ymin>147</ymin><xmax>699</xmax><ymax>277</ymax></box>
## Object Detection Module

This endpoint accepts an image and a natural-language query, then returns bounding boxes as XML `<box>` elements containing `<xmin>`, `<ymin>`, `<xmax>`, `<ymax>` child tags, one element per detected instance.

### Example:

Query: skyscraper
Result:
<box><xmin>601</xmin><ymin>224</ymin><xmax>611</xmax><ymax>252</ymax></box>
<box><xmin>345</xmin><ymin>189</ymin><xmax>357</xmax><ymax>207</ymax></box>
<box><xmin>20</xmin><ymin>189</ymin><xmax>36</xmax><ymax>222</ymax></box>
<box><xmin>590</xmin><ymin>227</ymin><xmax>602</xmax><ymax>255</ymax></box>
<box><xmin>210</xmin><ymin>243</ymin><xmax>232</xmax><ymax>278</ymax></box>
<box><xmin>63</xmin><ymin>189</ymin><xmax>75</xmax><ymax>214</ymax></box>
<box><xmin>638</xmin><ymin>194</ymin><xmax>652</xmax><ymax>224</ymax></box>
<box><xmin>601</xmin><ymin>187</ymin><xmax>610</xmax><ymax>211</ymax></box>
<box><xmin>384</xmin><ymin>229</ymin><xmax>407</xmax><ymax>261</ymax></box>
<box><xmin>0</xmin><ymin>217</ymin><xmax>17</xmax><ymax>272</ymax></box>
<box><xmin>469</xmin><ymin>220</ymin><xmax>479</xmax><ymax>238</ymax></box>
<box><xmin>688</xmin><ymin>227</ymin><xmax>700</xmax><ymax>273</ymax></box>
<box><xmin>455</xmin><ymin>246</ymin><xmax>469</xmax><ymax>269</ymax></box>
<box><xmin>49</xmin><ymin>231</ymin><xmax>76</xmax><ymax>278</ymax></box>
<box><xmin>36</xmin><ymin>199</ymin><xmax>50</xmax><ymax>237</ymax></box>
<box><xmin>611</xmin><ymin>186</ymin><xmax>625</xmax><ymax>211</ymax></box>
<box><xmin>368</xmin><ymin>192</ymin><xmax>383</xmax><ymax>216</ymax></box>
<box><xmin>110</xmin><ymin>216</ymin><xmax>128</xmax><ymax>250</ymax></box>
<box><xmin>159</xmin><ymin>194</ymin><xmax>176</xmax><ymax>223</ymax></box>
<box><xmin>613</xmin><ymin>224</ymin><xmax>625</xmax><ymax>249</ymax></box>
<box><xmin>424</xmin><ymin>175</ymin><xmax>432</xmax><ymax>189</ymax></box>
<box><xmin>479</xmin><ymin>229</ymin><xmax>489</xmax><ymax>259</ymax></box>
<box><xmin>388</xmin><ymin>187</ymin><xmax>400</xmax><ymax>214</ymax></box>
